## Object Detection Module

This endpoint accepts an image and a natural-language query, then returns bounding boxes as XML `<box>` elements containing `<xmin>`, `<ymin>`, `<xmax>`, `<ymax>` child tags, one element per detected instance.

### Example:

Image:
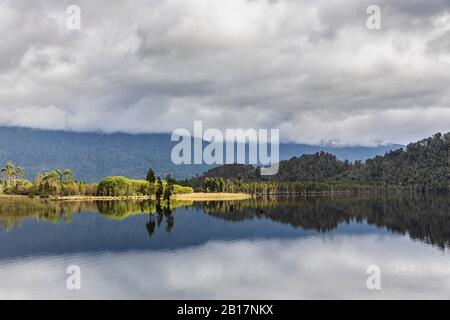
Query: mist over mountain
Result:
<box><xmin>0</xmin><ymin>127</ymin><xmax>402</xmax><ymax>182</ymax></box>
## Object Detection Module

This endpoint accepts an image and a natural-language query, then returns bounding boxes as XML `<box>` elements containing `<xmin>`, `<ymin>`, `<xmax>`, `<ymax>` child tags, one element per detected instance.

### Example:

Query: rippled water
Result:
<box><xmin>0</xmin><ymin>195</ymin><xmax>449</xmax><ymax>299</ymax></box>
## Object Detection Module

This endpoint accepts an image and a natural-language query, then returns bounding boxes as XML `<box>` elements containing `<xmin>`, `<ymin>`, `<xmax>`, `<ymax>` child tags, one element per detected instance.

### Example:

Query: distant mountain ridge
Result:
<box><xmin>0</xmin><ymin>126</ymin><xmax>402</xmax><ymax>181</ymax></box>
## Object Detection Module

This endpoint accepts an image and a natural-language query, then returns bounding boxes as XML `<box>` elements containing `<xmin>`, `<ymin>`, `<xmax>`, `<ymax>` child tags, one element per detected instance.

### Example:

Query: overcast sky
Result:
<box><xmin>1</xmin><ymin>0</ymin><xmax>449</xmax><ymax>146</ymax></box>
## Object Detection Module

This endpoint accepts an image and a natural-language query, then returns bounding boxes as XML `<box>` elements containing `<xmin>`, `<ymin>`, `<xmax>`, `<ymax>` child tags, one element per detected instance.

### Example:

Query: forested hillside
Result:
<box><xmin>193</xmin><ymin>133</ymin><xmax>450</xmax><ymax>192</ymax></box>
<box><xmin>352</xmin><ymin>133</ymin><xmax>450</xmax><ymax>190</ymax></box>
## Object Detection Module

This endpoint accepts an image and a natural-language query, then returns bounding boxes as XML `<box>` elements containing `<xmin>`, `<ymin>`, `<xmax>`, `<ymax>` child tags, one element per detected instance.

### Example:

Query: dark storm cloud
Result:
<box><xmin>0</xmin><ymin>0</ymin><xmax>449</xmax><ymax>145</ymax></box>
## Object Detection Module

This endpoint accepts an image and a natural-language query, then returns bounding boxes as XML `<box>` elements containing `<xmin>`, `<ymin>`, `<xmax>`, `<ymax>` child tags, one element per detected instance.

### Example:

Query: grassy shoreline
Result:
<box><xmin>0</xmin><ymin>192</ymin><xmax>252</xmax><ymax>202</ymax></box>
<box><xmin>172</xmin><ymin>192</ymin><xmax>251</xmax><ymax>201</ymax></box>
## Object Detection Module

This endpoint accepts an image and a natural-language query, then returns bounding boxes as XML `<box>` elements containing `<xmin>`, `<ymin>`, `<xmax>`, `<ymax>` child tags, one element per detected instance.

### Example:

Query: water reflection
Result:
<box><xmin>0</xmin><ymin>195</ymin><xmax>449</xmax><ymax>299</ymax></box>
<box><xmin>197</xmin><ymin>195</ymin><xmax>450</xmax><ymax>250</ymax></box>
<box><xmin>0</xmin><ymin>198</ymin><xmax>188</xmax><ymax>231</ymax></box>
<box><xmin>1</xmin><ymin>236</ymin><xmax>448</xmax><ymax>299</ymax></box>
<box><xmin>0</xmin><ymin>195</ymin><xmax>448</xmax><ymax>249</ymax></box>
<box><xmin>146</xmin><ymin>202</ymin><xmax>174</xmax><ymax>238</ymax></box>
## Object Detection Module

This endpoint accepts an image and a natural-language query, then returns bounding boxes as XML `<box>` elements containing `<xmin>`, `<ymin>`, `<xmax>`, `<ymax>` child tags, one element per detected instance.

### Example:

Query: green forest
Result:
<box><xmin>185</xmin><ymin>132</ymin><xmax>450</xmax><ymax>194</ymax></box>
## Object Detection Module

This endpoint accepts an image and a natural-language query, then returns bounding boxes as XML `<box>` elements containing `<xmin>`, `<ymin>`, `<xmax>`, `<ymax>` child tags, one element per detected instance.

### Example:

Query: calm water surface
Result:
<box><xmin>0</xmin><ymin>195</ymin><xmax>449</xmax><ymax>299</ymax></box>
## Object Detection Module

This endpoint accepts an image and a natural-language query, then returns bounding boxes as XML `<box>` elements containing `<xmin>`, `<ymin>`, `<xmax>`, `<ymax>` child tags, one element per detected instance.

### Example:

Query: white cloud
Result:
<box><xmin>0</xmin><ymin>236</ymin><xmax>449</xmax><ymax>299</ymax></box>
<box><xmin>0</xmin><ymin>0</ymin><xmax>450</xmax><ymax>145</ymax></box>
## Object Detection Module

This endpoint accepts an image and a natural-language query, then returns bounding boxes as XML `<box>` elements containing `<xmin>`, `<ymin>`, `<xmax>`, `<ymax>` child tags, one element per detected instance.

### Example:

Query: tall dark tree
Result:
<box><xmin>163</xmin><ymin>174</ymin><xmax>175</xmax><ymax>202</ymax></box>
<box><xmin>146</xmin><ymin>168</ymin><xmax>156</xmax><ymax>199</ymax></box>
<box><xmin>155</xmin><ymin>177</ymin><xmax>164</xmax><ymax>202</ymax></box>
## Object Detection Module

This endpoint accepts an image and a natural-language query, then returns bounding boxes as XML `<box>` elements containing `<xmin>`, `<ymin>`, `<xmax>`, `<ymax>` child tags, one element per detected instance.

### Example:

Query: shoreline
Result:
<box><xmin>172</xmin><ymin>192</ymin><xmax>251</xmax><ymax>201</ymax></box>
<box><xmin>0</xmin><ymin>193</ymin><xmax>252</xmax><ymax>202</ymax></box>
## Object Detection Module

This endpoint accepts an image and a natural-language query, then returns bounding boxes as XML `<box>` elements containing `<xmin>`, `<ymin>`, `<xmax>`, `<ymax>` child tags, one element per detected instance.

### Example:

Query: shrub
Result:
<box><xmin>5</xmin><ymin>179</ymin><xmax>33</xmax><ymax>195</ymax></box>
<box><xmin>173</xmin><ymin>184</ymin><xmax>194</xmax><ymax>194</ymax></box>
<box><xmin>96</xmin><ymin>176</ymin><xmax>149</xmax><ymax>196</ymax></box>
<box><xmin>96</xmin><ymin>176</ymin><xmax>193</xmax><ymax>197</ymax></box>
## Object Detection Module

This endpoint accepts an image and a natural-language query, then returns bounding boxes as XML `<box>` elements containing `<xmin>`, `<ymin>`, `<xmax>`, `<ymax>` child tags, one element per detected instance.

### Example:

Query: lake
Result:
<box><xmin>0</xmin><ymin>195</ymin><xmax>449</xmax><ymax>299</ymax></box>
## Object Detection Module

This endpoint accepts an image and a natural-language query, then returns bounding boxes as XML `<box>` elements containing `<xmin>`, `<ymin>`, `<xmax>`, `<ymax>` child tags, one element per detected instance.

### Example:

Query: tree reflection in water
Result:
<box><xmin>196</xmin><ymin>194</ymin><xmax>450</xmax><ymax>250</ymax></box>
<box><xmin>0</xmin><ymin>194</ymin><xmax>448</xmax><ymax>249</ymax></box>
<box><xmin>146</xmin><ymin>201</ymin><xmax>174</xmax><ymax>238</ymax></box>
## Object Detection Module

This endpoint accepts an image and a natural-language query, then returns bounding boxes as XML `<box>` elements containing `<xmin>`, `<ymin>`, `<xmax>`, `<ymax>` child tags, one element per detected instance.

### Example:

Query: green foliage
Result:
<box><xmin>96</xmin><ymin>176</ymin><xmax>150</xmax><ymax>197</ymax></box>
<box><xmin>30</xmin><ymin>169</ymin><xmax>96</xmax><ymax>197</ymax></box>
<box><xmin>173</xmin><ymin>184</ymin><xmax>193</xmax><ymax>194</ymax></box>
<box><xmin>0</xmin><ymin>163</ymin><xmax>96</xmax><ymax>197</ymax></box>
<box><xmin>96</xmin><ymin>176</ymin><xmax>193</xmax><ymax>198</ymax></box>
<box><xmin>163</xmin><ymin>174</ymin><xmax>175</xmax><ymax>201</ymax></box>
<box><xmin>0</xmin><ymin>160</ymin><xmax>193</xmax><ymax>198</ymax></box>
<box><xmin>189</xmin><ymin>133</ymin><xmax>450</xmax><ymax>193</ymax></box>
<box><xmin>63</xmin><ymin>169</ymin><xmax>74</xmax><ymax>184</ymax></box>
<box><xmin>4</xmin><ymin>179</ymin><xmax>33</xmax><ymax>195</ymax></box>
<box><xmin>350</xmin><ymin>133</ymin><xmax>450</xmax><ymax>191</ymax></box>
<box><xmin>196</xmin><ymin>177</ymin><xmax>395</xmax><ymax>195</ymax></box>
<box><xmin>155</xmin><ymin>177</ymin><xmax>164</xmax><ymax>201</ymax></box>
<box><xmin>146</xmin><ymin>168</ymin><xmax>156</xmax><ymax>184</ymax></box>
<box><xmin>146</xmin><ymin>168</ymin><xmax>156</xmax><ymax>197</ymax></box>
<box><xmin>1</xmin><ymin>161</ymin><xmax>25</xmax><ymax>185</ymax></box>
